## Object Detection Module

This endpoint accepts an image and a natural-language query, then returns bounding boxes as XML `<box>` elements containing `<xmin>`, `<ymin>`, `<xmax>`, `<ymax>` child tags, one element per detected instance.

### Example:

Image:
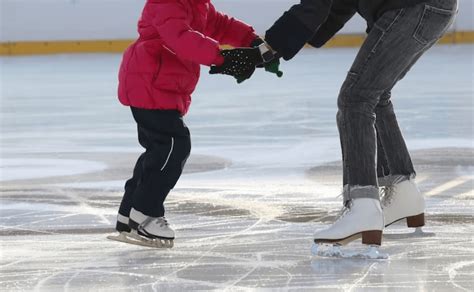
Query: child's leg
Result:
<box><xmin>130</xmin><ymin>107</ymin><xmax>191</xmax><ymax>218</ymax></box>
<box><xmin>117</xmin><ymin>153</ymin><xmax>145</xmax><ymax>219</ymax></box>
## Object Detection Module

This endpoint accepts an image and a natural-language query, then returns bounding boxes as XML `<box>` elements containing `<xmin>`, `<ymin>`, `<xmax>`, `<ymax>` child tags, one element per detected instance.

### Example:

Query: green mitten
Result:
<box><xmin>264</xmin><ymin>59</ymin><xmax>283</xmax><ymax>78</ymax></box>
<box><xmin>250</xmin><ymin>37</ymin><xmax>284</xmax><ymax>78</ymax></box>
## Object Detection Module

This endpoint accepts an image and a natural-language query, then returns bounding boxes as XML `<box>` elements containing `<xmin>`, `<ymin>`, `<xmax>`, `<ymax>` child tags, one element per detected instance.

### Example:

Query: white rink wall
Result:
<box><xmin>1</xmin><ymin>0</ymin><xmax>473</xmax><ymax>42</ymax></box>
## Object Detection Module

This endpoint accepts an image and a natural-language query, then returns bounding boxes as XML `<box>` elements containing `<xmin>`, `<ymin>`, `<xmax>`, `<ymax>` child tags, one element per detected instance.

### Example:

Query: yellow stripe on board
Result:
<box><xmin>1</xmin><ymin>31</ymin><xmax>473</xmax><ymax>56</ymax></box>
<box><xmin>0</xmin><ymin>40</ymin><xmax>132</xmax><ymax>56</ymax></box>
<box><xmin>323</xmin><ymin>31</ymin><xmax>474</xmax><ymax>48</ymax></box>
<box><xmin>322</xmin><ymin>34</ymin><xmax>367</xmax><ymax>48</ymax></box>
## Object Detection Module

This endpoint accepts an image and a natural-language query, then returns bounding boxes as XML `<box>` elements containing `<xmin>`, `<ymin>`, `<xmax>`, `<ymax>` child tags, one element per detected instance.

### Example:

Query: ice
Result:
<box><xmin>1</xmin><ymin>45</ymin><xmax>473</xmax><ymax>290</ymax></box>
<box><xmin>0</xmin><ymin>158</ymin><xmax>106</xmax><ymax>181</ymax></box>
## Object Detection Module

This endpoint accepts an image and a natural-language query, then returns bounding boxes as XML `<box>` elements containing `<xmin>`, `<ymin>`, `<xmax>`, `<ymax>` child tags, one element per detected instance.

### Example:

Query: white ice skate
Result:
<box><xmin>311</xmin><ymin>198</ymin><xmax>388</xmax><ymax>259</ymax></box>
<box><xmin>381</xmin><ymin>179</ymin><xmax>425</xmax><ymax>230</ymax></box>
<box><xmin>114</xmin><ymin>213</ymin><xmax>131</xmax><ymax>233</ymax></box>
<box><xmin>107</xmin><ymin>208</ymin><xmax>175</xmax><ymax>248</ymax></box>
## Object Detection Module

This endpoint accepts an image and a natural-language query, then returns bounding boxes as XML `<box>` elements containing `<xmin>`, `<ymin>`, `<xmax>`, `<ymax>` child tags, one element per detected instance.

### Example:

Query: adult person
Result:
<box><xmin>211</xmin><ymin>0</ymin><xmax>458</xmax><ymax>249</ymax></box>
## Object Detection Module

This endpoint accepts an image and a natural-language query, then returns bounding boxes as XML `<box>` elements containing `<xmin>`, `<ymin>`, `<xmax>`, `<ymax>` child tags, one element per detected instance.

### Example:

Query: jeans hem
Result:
<box><xmin>378</xmin><ymin>173</ymin><xmax>416</xmax><ymax>187</ymax></box>
<box><xmin>343</xmin><ymin>184</ymin><xmax>380</xmax><ymax>206</ymax></box>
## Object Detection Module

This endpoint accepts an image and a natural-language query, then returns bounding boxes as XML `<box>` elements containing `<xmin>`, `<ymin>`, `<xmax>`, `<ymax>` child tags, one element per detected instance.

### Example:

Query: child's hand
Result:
<box><xmin>209</xmin><ymin>43</ymin><xmax>283</xmax><ymax>83</ymax></box>
<box><xmin>209</xmin><ymin>48</ymin><xmax>261</xmax><ymax>83</ymax></box>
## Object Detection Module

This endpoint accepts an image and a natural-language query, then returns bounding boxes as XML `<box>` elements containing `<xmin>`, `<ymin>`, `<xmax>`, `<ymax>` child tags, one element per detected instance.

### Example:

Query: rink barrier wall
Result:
<box><xmin>1</xmin><ymin>31</ymin><xmax>473</xmax><ymax>56</ymax></box>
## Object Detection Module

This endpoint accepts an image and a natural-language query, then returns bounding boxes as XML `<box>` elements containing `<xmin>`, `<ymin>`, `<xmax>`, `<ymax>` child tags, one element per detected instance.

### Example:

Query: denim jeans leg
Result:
<box><xmin>338</xmin><ymin>0</ymin><xmax>457</xmax><ymax>205</ymax></box>
<box><xmin>376</xmin><ymin>129</ymin><xmax>390</xmax><ymax>180</ymax></box>
<box><xmin>375</xmin><ymin>92</ymin><xmax>416</xmax><ymax>187</ymax></box>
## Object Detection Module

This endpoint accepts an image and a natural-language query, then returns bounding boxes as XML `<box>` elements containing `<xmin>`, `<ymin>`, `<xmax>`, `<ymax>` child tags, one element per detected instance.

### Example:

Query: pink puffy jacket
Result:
<box><xmin>118</xmin><ymin>0</ymin><xmax>257</xmax><ymax>115</ymax></box>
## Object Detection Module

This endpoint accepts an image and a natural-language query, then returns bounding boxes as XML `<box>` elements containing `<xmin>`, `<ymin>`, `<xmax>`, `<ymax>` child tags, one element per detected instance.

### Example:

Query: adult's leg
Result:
<box><xmin>376</xmin><ymin>130</ymin><xmax>390</xmax><ymax>182</ymax></box>
<box><xmin>338</xmin><ymin>0</ymin><xmax>457</xmax><ymax>205</ymax></box>
<box><xmin>375</xmin><ymin>91</ymin><xmax>416</xmax><ymax>187</ymax></box>
<box><xmin>376</xmin><ymin>1</ymin><xmax>457</xmax><ymax>184</ymax></box>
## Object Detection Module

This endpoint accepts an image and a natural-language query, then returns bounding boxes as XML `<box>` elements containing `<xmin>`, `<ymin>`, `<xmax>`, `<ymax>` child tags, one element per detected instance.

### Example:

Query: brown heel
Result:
<box><xmin>362</xmin><ymin>230</ymin><xmax>382</xmax><ymax>246</ymax></box>
<box><xmin>407</xmin><ymin>213</ymin><xmax>425</xmax><ymax>227</ymax></box>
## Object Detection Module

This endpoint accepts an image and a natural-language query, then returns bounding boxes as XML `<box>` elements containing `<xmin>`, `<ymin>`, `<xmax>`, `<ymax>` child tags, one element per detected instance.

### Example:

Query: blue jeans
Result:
<box><xmin>338</xmin><ymin>0</ymin><xmax>458</xmax><ymax>205</ymax></box>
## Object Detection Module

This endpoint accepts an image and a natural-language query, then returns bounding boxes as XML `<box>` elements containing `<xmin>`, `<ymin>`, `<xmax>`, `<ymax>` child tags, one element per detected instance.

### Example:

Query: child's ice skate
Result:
<box><xmin>108</xmin><ymin>212</ymin><xmax>133</xmax><ymax>244</ymax></box>
<box><xmin>107</xmin><ymin>213</ymin><xmax>132</xmax><ymax>242</ymax></box>
<box><xmin>115</xmin><ymin>213</ymin><xmax>132</xmax><ymax>233</ymax></box>
<box><xmin>107</xmin><ymin>208</ymin><xmax>175</xmax><ymax>248</ymax></box>
<box><xmin>381</xmin><ymin>179</ymin><xmax>425</xmax><ymax>233</ymax></box>
<box><xmin>311</xmin><ymin>198</ymin><xmax>387</xmax><ymax>259</ymax></box>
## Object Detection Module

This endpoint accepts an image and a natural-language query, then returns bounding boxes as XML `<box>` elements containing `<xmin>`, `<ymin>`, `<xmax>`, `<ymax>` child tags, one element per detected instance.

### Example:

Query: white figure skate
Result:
<box><xmin>107</xmin><ymin>208</ymin><xmax>175</xmax><ymax>248</ymax></box>
<box><xmin>381</xmin><ymin>179</ymin><xmax>425</xmax><ymax>230</ymax></box>
<box><xmin>114</xmin><ymin>213</ymin><xmax>131</xmax><ymax>233</ymax></box>
<box><xmin>312</xmin><ymin>198</ymin><xmax>387</xmax><ymax>259</ymax></box>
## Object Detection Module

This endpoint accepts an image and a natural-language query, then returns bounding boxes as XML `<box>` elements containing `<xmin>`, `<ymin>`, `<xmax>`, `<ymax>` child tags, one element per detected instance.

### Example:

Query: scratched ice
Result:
<box><xmin>1</xmin><ymin>45</ymin><xmax>473</xmax><ymax>291</ymax></box>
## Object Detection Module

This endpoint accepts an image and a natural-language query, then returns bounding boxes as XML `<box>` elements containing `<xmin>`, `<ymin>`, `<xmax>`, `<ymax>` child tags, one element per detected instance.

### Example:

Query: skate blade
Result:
<box><xmin>314</xmin><ymin>233</ymin><xmax>361</xmax><ymax>246</ymax></box>
<box><xmin>412</xmin><ymin>227</ymin><xmax>435</xmax><ymax>237</ymax></box>
<box><xmin>107</xmin><ymin>232</ymin><xmax>174</xmax><ymax>249</ymax></box>
<box><xmin>384</xmin><ymin>227</ymin><xmax>435</xmax><ymax>239</ymax></box>
<box><xmin>311</xmin><ymin>243</ymin><xmax>388</xmax><ymax>260</ymax></box>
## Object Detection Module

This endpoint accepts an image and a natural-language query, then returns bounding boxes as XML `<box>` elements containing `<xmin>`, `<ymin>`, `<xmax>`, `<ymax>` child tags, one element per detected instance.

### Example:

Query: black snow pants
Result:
<box><xmin>118</xmin><ymin>107</ymin><xmax>191</xmax><ymax>218</ymax></box>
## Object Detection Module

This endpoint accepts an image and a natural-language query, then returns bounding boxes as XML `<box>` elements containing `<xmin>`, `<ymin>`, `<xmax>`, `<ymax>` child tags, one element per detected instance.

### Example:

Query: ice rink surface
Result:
<box><xmin>1</xmin><ymin>45</ymin><xmax>473</xmax><ymax>291</ymax></box>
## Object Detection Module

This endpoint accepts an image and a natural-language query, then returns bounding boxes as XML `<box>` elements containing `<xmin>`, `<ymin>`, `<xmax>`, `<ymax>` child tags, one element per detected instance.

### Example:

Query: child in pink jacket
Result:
<box><xmin>110</xmin><ymin>0</ymin><xmax>265</xmax><ymax>248</ymax></box>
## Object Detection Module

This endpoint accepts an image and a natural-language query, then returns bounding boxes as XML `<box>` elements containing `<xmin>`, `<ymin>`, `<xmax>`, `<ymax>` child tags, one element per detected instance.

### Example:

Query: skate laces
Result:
<box><xmin>140</xmin><ymin>217</ymin><xmax>170</xmax><ymax>229</ymax></box>
<box><xmin>155</xmin><ymin>217</ymin><xmax>170</xmax><ymax>228</ymax></box>
<box><xmin>380</xmin><ymin>185</ymin><xmax>395</xmax><ymax>207</ymax></box>
<box><xmin>336</xmin><ymin>200</ymin><xmax>353</xmax><ymax>222</ymax></box>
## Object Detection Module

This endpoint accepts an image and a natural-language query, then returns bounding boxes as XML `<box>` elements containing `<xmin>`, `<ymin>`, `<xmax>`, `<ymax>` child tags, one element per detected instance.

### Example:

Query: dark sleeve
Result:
<box><xmin>308</xmin><ymin>0</ymin><xmax>357</xmax><ymax>48</ymax></box>
<box><xmin>265</xmin><ymin>0</ymin><xmax>333</xmax><ymax>61</ymax></box>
